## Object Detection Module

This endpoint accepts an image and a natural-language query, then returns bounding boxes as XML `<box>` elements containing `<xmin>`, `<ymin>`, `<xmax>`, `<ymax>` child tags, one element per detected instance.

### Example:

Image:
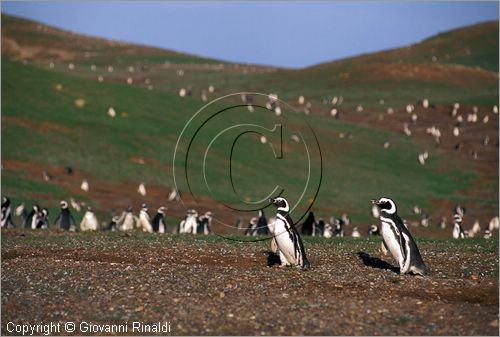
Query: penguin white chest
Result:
<box><xmin>380</xmin><ymin>221</ymin><xmax>404</xmax><ymax>265</ymax></box>
<box><xmin>273</xmin><ymin>217</ymin><xmax>297</xmax><ymax>264</ymax></box>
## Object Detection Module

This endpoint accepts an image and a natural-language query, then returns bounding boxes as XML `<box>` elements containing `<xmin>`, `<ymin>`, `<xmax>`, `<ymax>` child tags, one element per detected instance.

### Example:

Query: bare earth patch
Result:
<box><xmin>1</xmin><ymin>230</ymin><xmax>498</xmax><ymax>336</ymax></box>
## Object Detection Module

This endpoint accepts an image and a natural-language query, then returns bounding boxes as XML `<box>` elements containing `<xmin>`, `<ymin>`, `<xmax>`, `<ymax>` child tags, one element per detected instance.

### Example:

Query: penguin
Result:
<box><xmin>152</xmin><ymin>207</ymin><xmax>167</xmax><ymax>233</ymax></box>
<box><xmin>54</xmin><ymin>201</ymin><xmax>76</xmax><ymax>231</ymax></box>
<box><xmin>452</xmin><ymin>205</ymin><xmax>466</xmax><ymax>239</ymax></box>
<box><xmin>420</xmin><ymin>214</ymin><xmax>431</xmax><ymax>227</ymax></box>
<box><xmin>256</xmin><ymin>210</ymin><xmax>269</xmax><ymax>235</ymax></box>
<box><xmin>36</xmin><ymin>208</ymin><xmax>49</xmax><ymax>229</ymax></box>
<box><xmin>180</xmin><ymin>209</ymin><xmax>198</xmax><ymax>234</ymax></box>
<box><xmin>137</xmin><ymin>183</ymin><xmax>147</xmax><ymax>197</ymax></box>
<box><xmin>15</xmin><ymin>203</ymin><xmax>28</xmax><ymax>225</ymax></box>
<box><xmin>118</xmin><ymin>206</ymin><xmax>136</xmax><ymax>231</ymax></box>
<box><xmin>323</xmin><ymin>222</ymin><xmax>333</xmax><ymax>238</ymax></box>
<box><xmin>312</xmin><ymin>218</ymin><xmax>325</xmax><ymax>237</ymax></box>
<box><xmin>80</xmin><ymin>206</ymin><xmax>99</xmax><ymax>231</ymax></box>
<box><xmin>371</xmin><ymin>204</ymin><xmax>380</xmax><ymax>219</ymax></box>
<box><xmin>438</xmin><ymin>216</ymin><xmax>446</xmax><ymax>230</ymax></box>
<box><xmin>105</xmin><ymin>216</ymin><xmax>120</xmax><ymax>231</ymax></box>
<box><xmin>369</xmin><ymin>224</ymin><xmax>380</xmax><ymax>236</ymax></box>
<box><xmin>1</xmin><ymin>197</ymin><xmax>15</xmax><ymax>228</ymax></box>
<box><xmin>197</xmin><ymin>211</ymin><xmax>213</xmax><ymax>235</ymax></box>
<box><xmin>245</xmin><ymin>217</ymin><xmax>259</xmax><ymax>236</ymax></box>
<box><xmin>333</xmin><ymin>218</ymin><xmax>344</xmax><ymax>237</ymax></box>
<box><xmin>269</xmin><ymin>197</ymin><xmax>310</xmax><ymax>270</ymax></box>
<box><xmin>483</xmin><ymin>230</ymin><xmax>492</xmax><ymax>239</ymax></box>
<box><xmin>300</xmin><ymin>211</ymin><xmax>316</xmax><ymax>236</ymax></box>
<box><xmin>340</xmin><ymin>213</ymin><xmax>350</xmax><ymax>227</ymax></box>
<box><xmin>138</xmin><ymin>203</ymin><xmax>153</xmax><ymax>233</ymax></box>
<box><xmin>372</xmin><ymin>197</ymin><xmax>428</xmax><ymax>275</ymax></box>
<box><xmin>488</xmin><ymin>216</ymin><xmax>499</xmax><ymax>232</ymax></box>
<box><xmin>351</xmin><ymin>227</ymin><xmax>361</xmax><ymax>238</ymax></box>
<box><xmin>470</xmin><ymin>220</ymin><xmax>481</xmax><ymax>237</ymax></box>
<box><xmin>24</xmin><ymin>204</ymin><xmax>40</xmax><ymax>229</ymax></box>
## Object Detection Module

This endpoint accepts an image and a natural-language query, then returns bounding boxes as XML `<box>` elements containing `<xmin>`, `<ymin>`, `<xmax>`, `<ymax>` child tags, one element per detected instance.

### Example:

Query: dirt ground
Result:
<box><xmin>1</xmin><ymin>229</ymin><xmax>498</xmax><ymax>336</ymax></box>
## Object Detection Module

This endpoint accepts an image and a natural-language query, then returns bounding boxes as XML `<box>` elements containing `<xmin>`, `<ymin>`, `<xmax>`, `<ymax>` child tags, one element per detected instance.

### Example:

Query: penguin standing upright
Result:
<box><xmin>452</xmin><ymin>205</ymin><xmax>466</xmax><ymax>239</ymax></box>
<box><xmin>80</xmin><ymin>206</ymin><xmax>99</xmax><ymax>231</ymax></box>
<box><xmin>1</xmin><ymin>197</ymin><xmax>15</xmax><ymax>228</ymax></box>
<box><xmin>117</xmin><ymin>206</ymin><xmax>136</xmax><ymax>231</ymax></box>
<box><xmin>182</xmin><ymin>209</ymin><xmax>199</xmax><ymax>234</ymax></box>
<box><xmin>245</xmin><ymin>217</ymin><xmax>259</xmax><ymax>236</ymax></box>
<box><xmin>138</xmin><ymin>203</ymin><xmax>153</xmax><ymax>233</ymax></box>
<box><xmin>105</xmin><ymin>216</ymin><xmax>119</xmax><ymax>231</ymax></box>
<box><xmin>300</xmin><ymin>211</ymin><xmax>316</xmax><ymax>236</ymax></box>
<box><xmin>36</xmin><ymin>208</ymin><xmax>49</xmax><ymax>229</ymax></box>
<box><xmin>152</xmin><ymin>207</ymin><xmax>167</xmax><ymax>233</ymax></box>
<box><xmin>15</xmin><ymin>203</ymin><xmax>28</xmax><ymax>225</ymax></box>
<box><xmin>269</xmin><ymin>197</ymin><xmax>310</xmax><ymax>270</ymax></box>
<box><xmin>24</xmin><ymin>204</ymin><xmax>40</xmax><ymax>229</ymax></box>
<box><xmin>372</xmin><ymin>197</ymin><xmax>428</xmax><ymax>275</ymax></box>
<box><xmin>54</xmin><ymin>201</ymin><xmax>76</xmax><ymax>231</ymax></box>
<box><xmin>197</xmin><ymin>211</ymin><xmax>213</xmax><ymax>235</ymax></box>
<box><xmin>256</xmin><ymin>210</ymin><xmax>268</xmax><ymax>235</ymax></box>
<box><xmin>369</xmin><ymin>224</ymin><xmax>380</xmax><ymax>236</ymax></box>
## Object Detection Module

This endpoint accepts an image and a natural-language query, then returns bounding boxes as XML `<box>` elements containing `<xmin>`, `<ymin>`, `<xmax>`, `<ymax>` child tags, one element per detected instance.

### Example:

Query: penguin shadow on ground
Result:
<box><xmin>357</xmin><ymin>252</ymin><xmax>400</xmax><ymax>274</ymax></box>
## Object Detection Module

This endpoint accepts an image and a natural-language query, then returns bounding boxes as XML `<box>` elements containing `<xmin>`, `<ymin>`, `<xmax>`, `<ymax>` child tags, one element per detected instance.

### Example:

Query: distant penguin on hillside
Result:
<box><xmin>15</xmin><ymin>203</ymin><xmax>28</xmax><ymax>225</ymax></box>
<box><xmin>313</xmin><ymin>219</ymin><xmax>325</xmax><ymax>237</ymax></box>
<box><xmin>180</xmin><ymin>209</ymin><xmax>198</xmax><ymax>234</ymax></box>
<box><xmin>138</xmin><ymin>203</ymin><xmax>153</xmax><ymax>233</ymax></box>
<box><xmin>1</xmin><ymin>197</ymin><xmax>15</xmax><ymax>228</ymax></box>
<box><xmin>152</xmin><ymin>206</ymin><xmax>167</xmax><ymax>233</ymax></box>
<box><xmin>80</xmin><ymin>207</ymin><xmax>99</xmax><ymax>231</ymax></box>
<box><xmin>24</xmin><ymin>204</ymin><xmax>40</xmax><ymax>229</ymax></box>
<box><xmin>269</xmin><ymin>197</ymin><xmax>310</xmax><ymax>269</ymax></box>
<box><xmin>54</xmin><ymin>201</ymin><xmax>76</xmax><ymax>231</ymax></box>
<box><xmin>118</xmin><ymin>206</ymin><xmax>136</xmax><ymax>231</ymax></box>
<box><xmin>323</xmin><ymin>222</ymin><xmax>333</xmax><ymax>238</ymax></box>
<box><xmin>372</xmin><ymin>197</ymin><xmax>428</xmax><ymax>275</ymax></box>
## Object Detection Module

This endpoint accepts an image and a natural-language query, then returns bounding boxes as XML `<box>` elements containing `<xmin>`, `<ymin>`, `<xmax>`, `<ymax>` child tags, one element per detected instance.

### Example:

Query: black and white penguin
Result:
<box><xmin>245</xmin><ymin>217</ymin><xmax>259</xmax><ymax>236</ymax></box>
<box><xmin>313</xmin><ymin>219</ymin><xmax>325</xmax><ymax>237</ymax></box>
<box><xmin>351</xmin><ymin>226</ymin><xmax>361</xmax><ymax>238</ymax></box>
<box><xmin>300</xmin><ymin>211</ymin><xmax>316</xmax><ymax>236</ymax></box>
<box><xmin>152</xmin><ymin>207</ymin><xmax>167</xmax><ymax>233</ymax></box>
<box><xmin>1</xmin><ymin>197</ymin><xmax>15</xmax><ymax>228</ymax></box>
<box><xmin>452</xmin><ymin>205</ymin><xmax>466</xmax><ymax>239</ymax></box>
<box><xmin>54</xmin><ymin>201</ymin><xmax>76</xmax><ymax>231</ymax></box>
<box><xmin>118</xmin><ymin>206</ymin><xmax>136</xmax><ymax>231</ymax></box>
<box><xmin>372</xmin><ymin>197</ymin><xmax>428</xmax><ymax>275</ymax></box>
<box><xmin>105</xmin><ymin>216</ymin><xmax>120</xmax><ymax>231</ymax></box>
<box><xmin>80</xmin><ymin>206</ymin><xmax>99</xmax><ymax>231</ymax></box>
<box><xmin>369</xmin><ymin>224</ymin><xmax>380</xmax><ymax>236</ymax></box>
<box><xmin>36</xmin><ymin>208</ymin><xmax>49</xmax><ymax>229</ymax></box>
<box><xmin>333</xmin><ymin>218</ymin><xmax>344</xmax><ymax>237</ymax></box>
<box><xmin>24</xmin><ymin>204</ymin><xmax>40</xmax><ymax>229</ymax></box>
<box><xmin>138</xmin><ymin>203</ymin><xmax>153</xmax><ymax>233</ymax></box>
<box><xmin>269</xmin><ymin>197</ymin><xmax>310</xmax><ymax>270</ymax></box>
<box><xmin>197</xmin><ymin>211</ymin><xmax>213</xmax><ymax>235</ymax></box>
<box><xmin>256</xmin><ymin>210</ymin><xmax>269</xmax><ymax>235</ymax></box>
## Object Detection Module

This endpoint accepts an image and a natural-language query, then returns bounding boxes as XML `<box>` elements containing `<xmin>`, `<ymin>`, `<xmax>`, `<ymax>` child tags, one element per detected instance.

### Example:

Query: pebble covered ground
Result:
<box><xmin>1</xmin><ymin>229</ymin><xmax>498</xmax><ymax>335</ymax></box>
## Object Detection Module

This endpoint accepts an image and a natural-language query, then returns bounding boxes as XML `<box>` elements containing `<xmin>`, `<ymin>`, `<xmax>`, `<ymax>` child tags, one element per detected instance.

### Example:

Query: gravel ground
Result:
<box><xmin>1</xmin><ymin>229</ymin><xmax>498</xmax><ymax>336</ymax></box>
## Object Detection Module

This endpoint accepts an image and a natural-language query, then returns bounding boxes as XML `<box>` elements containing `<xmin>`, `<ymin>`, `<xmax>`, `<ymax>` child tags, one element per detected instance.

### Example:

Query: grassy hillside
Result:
<box><xmin>1</xmin><ymin>15</ymin><xmax>498</xmax><ymax>231</ymax></box>
<box><xmin>1</xmin><ymin>58</ymin><xmax>479</xmax><ymax>224</ymax></box>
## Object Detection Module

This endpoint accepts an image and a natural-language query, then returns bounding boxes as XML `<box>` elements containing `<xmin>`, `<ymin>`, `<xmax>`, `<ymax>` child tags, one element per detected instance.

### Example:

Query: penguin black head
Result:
<box><xmin>157</xmin><ymin>206</ymin><xmax>166</xmax><ymax>214</ymax></box>
<box><xmin>33</xmin><ymin>204</ymin><xmax>40</xmax><ymax>212</ymax></box>
<box><xmin>42</xmin><ymin>208</ymin><xmax>49</xmax><ymax>217</ymax></box>
<box><xmin>126</xmin><ymin>205</ymin><xmax>133</xmax><ymax>212</ymax></box>
<box><xmin>141</xmin><ymin>203</ymin><xmax>147</xmax><ymax>210</ymax></box>
<box><xmin>372</xmin><ymin>197</ymin><xmax>397</xmax><ymax>215</ymax></box>
<box><xmin>87</xmin><ymin>206</ymin><xmax>93</xmax><ymax>212</ymax></box>
<box><xmin>454</xmin><ymin>204</ymin><xmax>466</xmax><ymax>216</ymax></box>
<box><xmin>60</xmin><ymin>200</ymin><xmax>68</xmax><ymax>209</ymax></box>
<box><xmin>270</xmin><ymin>197</ymin><xmax>289</xmax><ymax>212</ymax></box>
<box><xmin>2</xmin><ymin>196</ymin><xmax>8</xmax><ymax>203</ymax></box>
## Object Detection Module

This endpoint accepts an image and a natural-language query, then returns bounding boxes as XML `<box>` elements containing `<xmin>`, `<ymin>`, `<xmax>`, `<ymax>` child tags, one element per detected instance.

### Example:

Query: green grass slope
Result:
<box><xmin>1</xmin><ymin>58</ymin><xmax>479</xmax><ymax>225</ymax></box>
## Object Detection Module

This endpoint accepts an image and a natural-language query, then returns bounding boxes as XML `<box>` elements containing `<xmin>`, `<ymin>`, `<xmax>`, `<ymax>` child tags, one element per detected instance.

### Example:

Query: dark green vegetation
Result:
<box><xmin>1</xmin><ymin>230</ymin><xmax>499</xmax><ymax>335</ymax></box>
<box><xmin>1</xmin><ymin>14</ymin><xmax>498</xmax><ymax>228</ymax></box>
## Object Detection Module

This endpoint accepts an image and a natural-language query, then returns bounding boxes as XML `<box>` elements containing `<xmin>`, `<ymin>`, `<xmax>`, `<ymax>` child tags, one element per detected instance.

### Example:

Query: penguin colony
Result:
<box><xmin>2</xmin><ymin>194</ymin><xmax>498</xmax><ymax>274</ymax></box>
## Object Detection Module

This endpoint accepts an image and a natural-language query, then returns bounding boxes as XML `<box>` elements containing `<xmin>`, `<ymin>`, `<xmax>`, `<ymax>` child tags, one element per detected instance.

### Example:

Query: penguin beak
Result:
<box><xmin>269</xmin><ymin>198</ymin><xmax>276</xmax><ymax>204</ymax></box>
<box><xmin>371</xmin><ymin>199</ymin><xmax>379</xmax><ymax>205</ymax></box>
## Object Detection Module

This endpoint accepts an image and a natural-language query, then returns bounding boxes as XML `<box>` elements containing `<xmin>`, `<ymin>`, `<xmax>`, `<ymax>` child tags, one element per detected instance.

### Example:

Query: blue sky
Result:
<box><xmin>1</xmin><ymin>1</ymin><xmax>498</xmax><ymax>68</ymax></box>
